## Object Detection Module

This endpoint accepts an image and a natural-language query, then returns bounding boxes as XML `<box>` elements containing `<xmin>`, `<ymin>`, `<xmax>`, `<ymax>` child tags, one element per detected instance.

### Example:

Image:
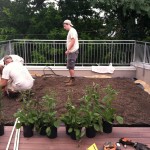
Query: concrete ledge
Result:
<box><xmin>131</xmin><ymin>62</ymin><xmax>150</xmax><ymax>69</ymax></box>
<box><xmin>114</xmin><ymin>66</ymin><xmax>136</xmax><ymax>70</ymax></box>
<box><xmin>27</xmin><ymin>66</ymin><xmax>136</xmax><ymax>71</ymax></box>
<box><xmin>131</xmin><ymin>62</ymin><xmax>150</xmax><ymax>85</ymax></box>
<box><xmin>27</xmin><ymin>66</ymin><xmax>136</xmax><ymax>79</ymax></box>
<box><xmin>26</xmin><ymin>66</ymin><xmax>91</xmax><ymax>71</ymax></box>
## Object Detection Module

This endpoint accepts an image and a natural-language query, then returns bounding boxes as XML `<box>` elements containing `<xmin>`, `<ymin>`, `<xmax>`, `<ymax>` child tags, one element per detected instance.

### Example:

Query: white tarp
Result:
<box><xmin>92</xmin><ymin>65</ymin><xmax>115</xmax><ymax>74</ymax></box>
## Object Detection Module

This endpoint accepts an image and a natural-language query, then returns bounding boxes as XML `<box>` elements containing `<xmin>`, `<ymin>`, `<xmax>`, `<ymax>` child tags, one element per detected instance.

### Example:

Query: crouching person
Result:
<box><xmin>0</xmin><ymin>55</ymin><xmax>34</xmax><ymax>98</ymax></box>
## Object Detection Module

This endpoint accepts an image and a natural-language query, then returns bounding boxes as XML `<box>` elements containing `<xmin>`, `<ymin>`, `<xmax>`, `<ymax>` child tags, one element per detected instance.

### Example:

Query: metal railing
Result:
<box><xmin>133</xmin><ymin>41</ymin><xmax>150</xmax><ymax>64</ymax></box>
<box><xmin>0</xmin><ymin>39</ymin><xmax>145</xmax><ymax>66</ymax></box>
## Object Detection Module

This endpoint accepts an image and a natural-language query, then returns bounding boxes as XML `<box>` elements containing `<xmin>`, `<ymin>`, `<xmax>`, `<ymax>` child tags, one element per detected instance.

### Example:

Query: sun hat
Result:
<box><xmin>3</xmin><ymin>55</ymin><xmax>12</xmax><ymax>63</ymax></box>
<box><xmin>63</xmin><ymin>19</ymin><xmax>73</xmax><ymax>26</ymax></box>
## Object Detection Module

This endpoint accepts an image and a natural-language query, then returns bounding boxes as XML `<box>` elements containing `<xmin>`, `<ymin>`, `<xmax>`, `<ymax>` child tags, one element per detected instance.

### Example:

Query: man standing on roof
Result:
<box><xmin>0</xmin><ymin>55</ymin><xmax>34</xmax><ymax>97</ymax></box>
<box><xmin>63</xmin><ymin>19</ymin><xmax>79</xmax><ymax>86</ymax></box>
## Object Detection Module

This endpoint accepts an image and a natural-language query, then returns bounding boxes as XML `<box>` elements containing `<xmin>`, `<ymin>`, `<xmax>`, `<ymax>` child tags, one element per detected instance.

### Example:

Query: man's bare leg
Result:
<box><xmin>69</xmin><ymin>69</ymin><xmax>74</xmax><ymax>77</ymax></box>
<box><xmin>65</xmin><ymin>69</ymin><xmax>75</xmax><ymax>86</ymax></box>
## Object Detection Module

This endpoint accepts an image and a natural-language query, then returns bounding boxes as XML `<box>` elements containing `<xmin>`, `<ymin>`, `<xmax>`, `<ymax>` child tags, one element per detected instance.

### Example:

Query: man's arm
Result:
<box><xmin>0</xmin><ymin>78</ymin><xmax>8</xmax><ymax>88</ymax></box>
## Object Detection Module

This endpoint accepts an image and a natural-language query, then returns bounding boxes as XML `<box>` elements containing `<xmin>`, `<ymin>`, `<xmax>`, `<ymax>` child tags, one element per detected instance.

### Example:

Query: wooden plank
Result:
<box><xmin>0</xmin><ymin>127</ymin><xmax>150</xmax><ymax>150</ymax></box>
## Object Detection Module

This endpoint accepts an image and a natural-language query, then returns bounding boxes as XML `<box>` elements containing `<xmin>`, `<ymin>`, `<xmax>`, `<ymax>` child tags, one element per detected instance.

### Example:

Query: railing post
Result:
<box><xmin>143</xmin><ymin>42</ymin><xmax>147</xmax><ymax>63</ymax></box>
<box><xmin>53</xmin><ymin>41</ymin><xmax>56</xmax><ymax>66</ymax></box>
<box><xmin>24</xmin><ymin>40</ymin><xmax>27</xmax><ymax>65</ymax></box>
<box><xmin>110</xmin><ymin>41</ymin><xmax>113</xmax><ymax>64</ymax></box>
<box><xmin>9</xmin><ymin>40</ymin><xmax>12</xmax><ymax>54</ymax></box>
<box><xmin>82</xmin><ymin>41</ymin><xmax>84</xmax><ymax>66</ymax></box>
<box><xmin>133</xmin><ymin>40</ymin><xmax>136</xmax><ymax>62</ymax></box>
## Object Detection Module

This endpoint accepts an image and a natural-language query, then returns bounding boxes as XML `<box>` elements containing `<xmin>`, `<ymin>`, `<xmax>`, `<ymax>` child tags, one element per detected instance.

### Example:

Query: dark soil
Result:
<box><xmin>2</xmin><ymin>76</ymin><xmax>150</xmax><ymax>126</ymax></box>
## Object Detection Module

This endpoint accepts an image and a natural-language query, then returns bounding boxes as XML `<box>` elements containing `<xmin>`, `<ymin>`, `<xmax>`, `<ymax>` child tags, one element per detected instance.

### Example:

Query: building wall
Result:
<box><xmin>136</xmin><ymin>68</ymin><xmax>150</xmax><ymax>85</ymax></box>
<box><xmin>131</xmin><ymin>62</ymin><xmax>150</xmax><ymax>85</ymax></box>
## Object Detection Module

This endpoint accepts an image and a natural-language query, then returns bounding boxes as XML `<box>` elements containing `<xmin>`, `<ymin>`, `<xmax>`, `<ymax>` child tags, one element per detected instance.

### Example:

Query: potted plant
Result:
<box><xmin>81</xmin><ymin>83</ymin><xmax>103</xmax><ymax>138</ymax></box>
<box><xmin>61</xmin><ymin>100</ymin><xmax>85</xmax><ymax>140</ymax></box>
<box><xmin>35</xmin><ymin>111</ymin><xmax>47</xmax><ymax>136</ymax></box>
<box><xmin>101</xmin><ymin>85</ymin><xmax>123</xmax><ymax>133</ymax></box>
<box><xmin>61</xmin><ymin>90</ymin><xmax>85</xmax><ymax>140</ymax></box>
<box><xmin>37</xmin><ymin>91</ymin><xmax>60</xmax><ymax>139</ymax></box>
<box><xmin>0</xmin><ymin>88</ymin><xmax>4</xmax><ymax>136</ymax></box>
<box><xmin>14</xmin><ymin>91</ymin><xmax>38</xmax><ymax>137</ymax></box>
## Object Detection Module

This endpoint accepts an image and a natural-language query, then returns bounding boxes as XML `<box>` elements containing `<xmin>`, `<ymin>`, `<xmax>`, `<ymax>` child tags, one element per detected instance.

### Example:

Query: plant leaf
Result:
<box><xmin>94</xmin><ymin>123</ymin><xmax>100</xmax><ymax>131</ymax></box>
<box><xmin>116</xmin><ymin>116</ymin><xmax>124</xmax><ymax>124</ymax></box>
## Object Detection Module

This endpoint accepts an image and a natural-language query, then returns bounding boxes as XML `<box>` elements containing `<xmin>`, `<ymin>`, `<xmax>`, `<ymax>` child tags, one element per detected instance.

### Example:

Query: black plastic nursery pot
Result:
<box><xmin>86</xmin><ymin>126</ymin><xmax>96</xmax><ymax>138</ymax></box>
<box><xmin>70</xmin><ymin>127</ymin><xmax>82</xmax><ymax>140</ymax></box>
<box><xmin>0</xmin><ymin>123</ymin><xmax>4</xmax><ymax>136</ymax></box>
<box><xmin>65</xmin><ymin>124</ymin><xmax>70</xmax><ymax>135</ymax></box>
<box><xmin>70</xmin><ymin>130</ymin><xmax>77</xmax><ymax>140</ymax></box>
<box><xmin>103</xmin><ymin>120</ymin><xmax>113</xmax><ymax>133</ymax></box>
<box><xmin>39</xmin><ymin>126</ymin><xmax>47</xmax><ymax>135</ymax></box>
<box><xmin>47</xmin><ymin>126</ymin><xmax>57</xmax><ymax>139</ymax></box>
<box><xmin>23</xmin><ymin>124</ymin><xmax>34</xmax><ymax>137</ymax></box>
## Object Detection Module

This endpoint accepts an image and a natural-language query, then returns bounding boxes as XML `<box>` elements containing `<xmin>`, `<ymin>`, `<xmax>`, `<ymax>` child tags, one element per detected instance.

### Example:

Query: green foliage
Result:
<box><xmin>31</xmin><ymin>44</ymin><xmax>64</xmax><ymax>65</ymax></box>
<box><xmin>48</xmin><ymin>28</ymin><xmax>67</xmax><ymax>40</ymax></box>
<box><xmin>0</xmin><ymin>27</ymin><xmax>17</xmax><ymax>40</ymax></box>
<box><xmin>91</xmin><ymin>0</ymin><xmax>150</xmax><ymax>40</ymax></box>
<box><xmin>61</xmin><ymin>100</ymin><xmax>83</xmax><ymax>128</ymax></box>
<box><xmin>12</xmin><ymin>83</ymin><xmax>124</xmax><ymax>137</ymax></box>
<box><xmin>14</xmin><ymin>99</ymin><xmax>38</xmax><ymax>129</ymax></box>
<box><xmin>81</xmin><ymin>83</ymin><xmax>103</xmax><ymax>132</ymax></box>
<box><xmin>0</xmin><ymin>0</ymin><xmax>149</xmax><ymax>40</ymax></box>
<box><xmin>20</xmin><ymin>90</ymin><xmax>34</xmax><ymax>102</ymax></box>
<box><xmin>101</xmin><ymin>85</ymin><xmax>123</xmax><ymax>124</ymax></box>
<box><xmin>81</xmin><ymin>83</ymin><xmax>123</xmax><ymax>128</ymax></box>
<box><xmin>14</xmin><ymin>90</ymin><xmax>38</xmax><ymax>128</ymax></box>
<box><xmin>93</xmin><ymin>0</ymin><xmax>150</xmax><ymax>17</ymax></box>
<box><xmin>61</xmin><ymin>90</ymin><xmax>84</xmax><ymax>140</ymax></box>
<box><xmin>36</xmin><ymin>91</ymin><xmax>60</xmax><ymax>136</ymax></box>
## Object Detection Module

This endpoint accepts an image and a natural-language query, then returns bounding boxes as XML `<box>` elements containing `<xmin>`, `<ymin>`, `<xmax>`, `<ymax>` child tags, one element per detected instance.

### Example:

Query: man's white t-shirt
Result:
<box><xmin>2</xmin><ymin>62</ymin><xmax>34</xmax><ymax>91</ymax></box>
<box><xmin>0</xmin><ymin>55</ymin><xmax>24</xmax><ymax>65</ymax></box>
<box><xmin>67</xmin><ymin>27</ymin><xmax>79</xmax><ymax>53</ymax></box>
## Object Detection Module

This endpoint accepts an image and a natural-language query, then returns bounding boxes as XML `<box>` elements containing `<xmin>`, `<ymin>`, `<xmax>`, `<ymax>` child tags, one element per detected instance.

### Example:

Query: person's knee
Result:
<box><xmin>67</xmin><ymin>59</ymin><xmax>75</xmax><ymax>69</ymax></box>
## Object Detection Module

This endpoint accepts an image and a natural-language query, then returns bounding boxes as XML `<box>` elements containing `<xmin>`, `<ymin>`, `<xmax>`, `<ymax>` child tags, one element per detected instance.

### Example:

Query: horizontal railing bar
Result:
<box><xmin>13</xmin><ymin>39</ymin><xmax>135</xmax><ymax>42</ymax></box>
<box><xmin>136</xmin><ymin>41</ymin><xmax>150</xmax><ymax>44</ymax></box>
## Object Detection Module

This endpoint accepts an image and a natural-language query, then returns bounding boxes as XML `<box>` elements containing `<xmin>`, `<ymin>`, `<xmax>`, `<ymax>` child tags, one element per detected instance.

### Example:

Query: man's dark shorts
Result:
<box><xmin>67</xmin><ymin>50</ymin><xmax>79</xmax><ymax>69</ymax></box>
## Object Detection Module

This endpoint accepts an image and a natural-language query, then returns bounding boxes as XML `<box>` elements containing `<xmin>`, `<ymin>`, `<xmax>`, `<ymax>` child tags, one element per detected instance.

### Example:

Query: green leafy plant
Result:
<box><xmin>101</xmin><ymin>85</ymin><xmax>123</xmax><ymax>124</ymax></box>
<box><xmin>39</xmin><ymin>91</ymin><xmax>60</xmax><ymax>136</ymax></box>
<box><xmin>14</xmin><ymin>91</ymin><xmax>38</xmax><ymax>129</ymax></box>
<box><xmin>61</xmin><ymin>91</ymin><xmax>84</xmax><ymax>140</ymax></box>
<box><xmin>81</xmin><ymin>83</ymin><xmax>103</xmax><ymax>132</ymax></box>
<box><xmin>20</xmin><ymin>90</ymin><xmax>34</xmax><ymax>101</ymax></box>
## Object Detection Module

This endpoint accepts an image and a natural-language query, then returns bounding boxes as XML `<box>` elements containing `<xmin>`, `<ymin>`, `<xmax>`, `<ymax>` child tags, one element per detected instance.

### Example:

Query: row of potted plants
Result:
<box><xmin>14</xmin><ymin>90</ymin><xmax>60</xmax><ymax>138</ymax></box>
<box><xmin>62</xmin><ymin>83</ymin><xmax>123</xmax><ymax>140</ymax></box>
<box><xmin>0</xmin><ymin>83</ymin><xmax>123</xmax><ymax>140</ymax></box>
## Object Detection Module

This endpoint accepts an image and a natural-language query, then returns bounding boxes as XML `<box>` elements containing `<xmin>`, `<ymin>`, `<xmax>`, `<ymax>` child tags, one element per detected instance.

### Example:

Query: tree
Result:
<box><xmin>91</xmin><ymin>0</ymin><xmax>150</xmax><ymax>40</ymax></box>
<box><xmin>0</xmin><ymin>0</ymin><xmax>149</xmax><ymax>40</ymax></box>
<box><xmin>58</xmin><ymin>0</ymin><xmax>105</xmax><ymax>39</ymax></box>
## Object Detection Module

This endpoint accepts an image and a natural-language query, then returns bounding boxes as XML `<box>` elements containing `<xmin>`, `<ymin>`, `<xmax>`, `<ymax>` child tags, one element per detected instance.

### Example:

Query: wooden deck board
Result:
<box><xmin>0</xmin><ymin>126</ymin><xmax>150</xmax><ymax>150</ymax></box>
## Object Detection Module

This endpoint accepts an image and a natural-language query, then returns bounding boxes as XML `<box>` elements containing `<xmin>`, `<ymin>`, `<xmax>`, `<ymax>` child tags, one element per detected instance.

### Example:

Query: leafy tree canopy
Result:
<box><xmin>0</xmin><ymin>0</ymin><xmax>149</xmax><ymax>41</ymax></box>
